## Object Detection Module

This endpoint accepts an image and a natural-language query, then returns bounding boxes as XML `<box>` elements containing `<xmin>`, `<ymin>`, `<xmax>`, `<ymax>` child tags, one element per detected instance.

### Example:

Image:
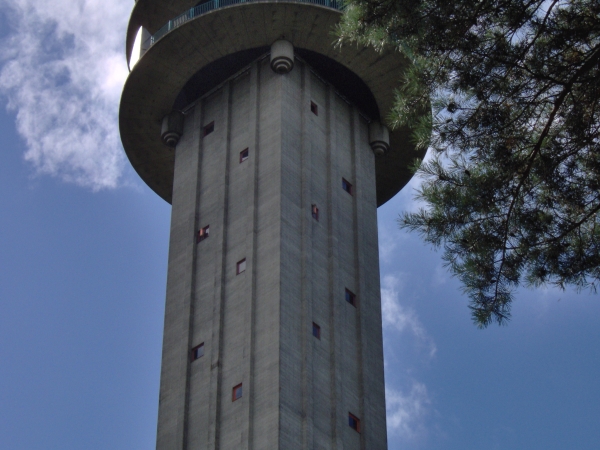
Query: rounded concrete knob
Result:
<box><xmin>161</xmin><ymin>111</ymin><xmax>184</xmax><ymax>148</ymax></box>
<box><xmin>369</xmin><ymin>121</ymin><xmax>390</xmax><ymax>156</ymax></box>
<box><xmin>270</xmin><ymin>40</ymin><xmax>294</xmax><ymax>74</ymax></box>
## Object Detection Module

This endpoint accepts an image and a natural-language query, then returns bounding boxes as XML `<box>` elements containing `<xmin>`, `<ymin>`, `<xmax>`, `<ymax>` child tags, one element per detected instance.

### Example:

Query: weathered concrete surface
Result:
<box><xmin>156</xmin><ymin>56</ymin><xmax>387</xmax><ymax>449</ymax></box>
<box><xmin>120</xmin><ymin>2</ymin><xmax>428</xmax><ymax>207</ymax></box>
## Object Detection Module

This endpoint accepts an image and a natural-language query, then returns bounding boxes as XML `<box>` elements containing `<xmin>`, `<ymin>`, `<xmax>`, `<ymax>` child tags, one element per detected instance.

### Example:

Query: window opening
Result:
<box><xmin>348</xmin><ymin>413</ymin><xmax>360</xmax><ymax>432</ymax></box>
<box><xmin>236</xmin><ymin>258</ymin><xmax>246</xmax><ymax>274</ymax></box>
<box><xmin>342</xmin><ymin>178</ymin><xmax>353</xmax><ymax>195</ymax></box>
<box><xmin>240</xmin><ymin>148</ymin><xmax>249</xmax><ymax>163</ymax></box>
<box><xmin>310</xmin><ymin>101</ymin><xmax>318</xmax><ymax>116</ymax></box>
<box><xmin>345</xmin><ymin>289</ymin><xmax>357</xmax><ymax>307</ymax></box>
<box><xmin>203</xmin><ymin>121</ymin><xmax>214</xmax><ymax>137</ymax></box>
<box><xmin>191</xmin><ymin>343</ymin><xmax>204</xmax><ymax>361</ymax></box>
<box><xmin>197</xmin><ymin>225</ymin><xmax>209</xmax><ymax>243</ymax></box>
<box><xmin>312</xmin><ymin>322</ymin><xmax>321</xmax><ymax>339</ymax></box>
<box><xmin>232</xmin><ymin>383</ymin><xmax>243</xmax><ymax>401</ymax></box>
<box><xmin>311</xmin><ymin>204</ymin><xmax>319</xmax><ymax>221</ymax></box>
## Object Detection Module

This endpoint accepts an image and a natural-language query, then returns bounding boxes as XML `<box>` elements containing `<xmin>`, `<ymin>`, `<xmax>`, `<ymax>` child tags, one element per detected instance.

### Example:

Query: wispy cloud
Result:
<box><xmin>381</xmin><ymin>274</ymin><xmax>437</xmax><ymax>358</ymax></box>
<box><xmin>378</xmin><ymin>223</ymin><xmax>401</xmax><ymax>264</ymax></box>
<box><xmin>386</xmin><ymin>382</ymin><xmax>431</xmax><ymax>439</ymax></box>
<box><xmin>0</xmin><ymin>0</ymin><xmax>130</xmax><ymax>189</ymax></box>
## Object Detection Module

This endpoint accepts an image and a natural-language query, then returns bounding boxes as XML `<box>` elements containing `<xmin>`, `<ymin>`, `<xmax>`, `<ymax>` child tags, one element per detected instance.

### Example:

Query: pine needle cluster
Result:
<box><xmin>338</xmin><ymin>0</ymin><xmax>600</xmax><ymax>327</ymax></box>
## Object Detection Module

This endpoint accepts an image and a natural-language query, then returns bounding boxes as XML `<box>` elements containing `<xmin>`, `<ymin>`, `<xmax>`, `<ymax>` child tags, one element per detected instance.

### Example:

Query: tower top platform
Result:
<box><xmin>119</xmin><ymin>1</ymin><xmax>428</xmax><ymax>206</ymax></box>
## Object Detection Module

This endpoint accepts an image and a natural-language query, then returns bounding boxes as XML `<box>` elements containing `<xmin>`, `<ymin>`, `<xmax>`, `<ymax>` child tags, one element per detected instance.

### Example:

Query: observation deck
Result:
<box><xmin>120</xmin><ymin>0</ymin><xmax>427</xmax><ymax>206</ymax></box>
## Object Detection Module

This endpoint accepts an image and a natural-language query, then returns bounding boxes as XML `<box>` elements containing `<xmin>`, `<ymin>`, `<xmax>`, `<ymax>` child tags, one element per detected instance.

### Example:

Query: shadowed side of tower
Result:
<box><xmin>119</xmin><ymin>1</ymin><xmax>429</xmax><ymax>449</ymax></box>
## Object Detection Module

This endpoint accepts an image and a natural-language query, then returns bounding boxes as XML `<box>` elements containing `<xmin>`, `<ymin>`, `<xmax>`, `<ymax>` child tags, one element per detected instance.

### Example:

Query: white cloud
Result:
<box><xmin>0</xmin><ymin>0</ymin><xmax>131</xmax><ymax>189</ymax></box>
<box><xmin>378</xmin><ymin>223</ymin><xmax>401</xmax><ymax>264</ymax></box>
<box><xmin>381</xmin><ymin>274</ymin><xmax>437</xmax><ymax>358</ymax></box>
<box><xmin>386</xmin><ymin>382</ymin><xmax>431</xmax><ymax>439</ymax></box>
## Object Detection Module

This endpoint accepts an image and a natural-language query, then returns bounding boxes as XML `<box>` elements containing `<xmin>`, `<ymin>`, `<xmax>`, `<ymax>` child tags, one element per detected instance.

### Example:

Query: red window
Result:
<box><xmin>232</xmin><ymin>383</ymin><xmax>243</xmax><ymax>401</ymax></box>
<box><xmin>240</xmin><ymin>148</ymin><xmax>249</xmax><ymax>163</ymax></box>
<box><xmin>203</xmin><ymin>121</ymin><xmax>214</xmax><ymax>137</ymax></box>
<box><xmin>345</xmin><ymin>289</ymin><xmax>357</xmax><ymax>307</ymax></box>
<box><xmin>236</xmin><ymin>259</ymin><xmax>246</xmax><ymax>275</ymax></box>
<box><xmin>310</xmin><ymin>101</ymin><xmax>318</xmax><ymax>116</ymax></box>
<box><xmin>311</xmin><ymin>204</ymin><xmax>319</xmax><ymax>221</ymax></box>
<box><xmin>312</xmin><ymin>322</ymin><xmax>321</xmax><ymax>339</ymax></box>
<box><xmin>197</xmin><ymin>225</ymin><xmax>209</xmax><ymax>243</ymax></box>
<box><xmin>348</xmin><ymin>412</ymin><xmax>360</xmax><ymax>432</ymax></box>
<box><xmin>342</xmin><ymin>178</ymin><xmax>353</xmax><ymax>195</ymax></box>
<box><xmin>191</xmin><ymin>343</ymin><xmax>204</xmax><ymax>361</ymax></box>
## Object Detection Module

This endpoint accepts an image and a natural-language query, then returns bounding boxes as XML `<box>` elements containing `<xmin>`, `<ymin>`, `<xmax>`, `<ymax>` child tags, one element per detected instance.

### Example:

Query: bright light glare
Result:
<box><xmin>130</xmin><ymin>27</ymin><xmax>143</xmax><ymax>67</ymax></box>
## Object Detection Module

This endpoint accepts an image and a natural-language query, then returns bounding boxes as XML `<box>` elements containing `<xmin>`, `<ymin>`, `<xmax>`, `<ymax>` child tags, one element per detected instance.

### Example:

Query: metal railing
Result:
<box><xmin>150</xmin><ymin>0</ymin><xmax>344</xmax><ymax>46</ymax></box>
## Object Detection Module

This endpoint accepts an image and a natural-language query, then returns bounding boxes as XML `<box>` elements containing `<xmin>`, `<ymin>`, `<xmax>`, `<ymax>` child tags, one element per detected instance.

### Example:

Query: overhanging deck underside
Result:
<box><xmin>119</xmin><ymin>2</ymin><xmax>427</xmax><ymax>205</ymax></box>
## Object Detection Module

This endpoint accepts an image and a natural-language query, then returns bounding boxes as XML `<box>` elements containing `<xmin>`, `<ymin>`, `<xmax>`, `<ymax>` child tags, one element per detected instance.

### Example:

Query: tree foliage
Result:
<box><xmin>338</xmin><ymin>0</ymin><xmax>600</xmax><ymax>326</ymax></box>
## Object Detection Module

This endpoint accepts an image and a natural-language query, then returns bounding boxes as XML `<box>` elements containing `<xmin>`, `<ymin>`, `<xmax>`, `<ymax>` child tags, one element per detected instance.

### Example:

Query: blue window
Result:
<box><xmin>342</xmin><ymin>178</ymin><xmax>352</xmax><ymax>195</ymax></box>
<box><xmin>232</xmin><ymin>384</ymin><xmax>242</xmax><ymax>401</ymax></box>
<box><xmin>345</xmin><ymin>289</ymin><xmax>357</xmax><ymax>307</ymax></box>
<box><xmin>240</xmin><ymin>148</ymin><xmax>249</xmax><ymax>163</ymax></box>
<box><xmin>348</xmin><ymin>413</ymin><xmax>360</xmax><ymax>432</ymax></box>
<box><xmin>191</xmin><ymin>343</ymin><xmax>204</xmax><ymax>361</ymax></box>
<box><xmin>312</xmin><ymin>322</ymin><xmax>321</xmax><ymax>339</ymax></box>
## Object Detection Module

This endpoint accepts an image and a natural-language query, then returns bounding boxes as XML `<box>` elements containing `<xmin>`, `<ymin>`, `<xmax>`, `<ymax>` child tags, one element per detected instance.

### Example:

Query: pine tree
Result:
<box><xmin>338</xmin><ymin>0</ymin><xmax>600</xmax><ymax>327</ymax></box>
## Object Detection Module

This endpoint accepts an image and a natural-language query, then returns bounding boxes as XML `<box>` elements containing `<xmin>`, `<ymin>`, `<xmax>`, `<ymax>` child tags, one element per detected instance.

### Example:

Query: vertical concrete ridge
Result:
<box><xmin>157</xmin><ymin>104</ymin><xmax>202</xmax><ymax>450</ymax></box>
<box><xmin>243</xmin><ymin>60</ymin><xmax>261</xmax><ymax>450</ymax></box>
<box><xmin>181</xmin><ymin>98</ymin><xmax>207</xmax><ymax>450</ymax></box>
<box><xmin>299</xmin><ymin>61</ymin><xmax>314</xmax><ymax>450</ymax></box>
<box><xmin>325</xmin><ymin>84</ymin><xmax>343</xmax><ymax>450</ymax></box>
<box><xmin>207</xmin><ymin>81</ymin><xmax>232</xmax><ymax>450</ymax></box>
<box><xmin>350</xmin><ymin>107</ymin><xmax>366</xmax><ymax>450</ymax></box>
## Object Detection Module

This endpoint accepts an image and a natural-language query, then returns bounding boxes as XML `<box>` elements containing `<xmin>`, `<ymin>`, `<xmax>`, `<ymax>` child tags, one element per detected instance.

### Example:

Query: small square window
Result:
<box><xmin>312</xmin><ymin>322</ymin><xmax>321</xmax><ymax>339</ymax></box>
<box><xmin>236</xmin><ymin>258</ymin><xmax>246</xmax><ymax>274</ymax></box>
<box><xmin>191</xmin><ymin>343</ymin><xmax>204</xmax><ymax>361</ymax></box>
<box><xmin>232</xmin><ymin>383</ymin><xmax>243</xmax><ymax>401</ymax></box>
<box><xmin>240</xmin><ymin>148</ymin><xmax>249</xmax><ymax>163</ymax></box>
<box><xmin>345</xmin><ymin>289</ymin><xmax>357</xmax><ymax>307</ymax></box>
<box><xmin>311</xmin><ymin>204</ymin><xmax>319</xmax><ymax>221</ymax></box>
<box><xmin>203</xmin><ymin>121</ymin><xmax>214</xmax><ymax>137</ymax></box>
<box><xmin>348</xmin><ymin>413</ymin><xmax>360</xmax><ymax>432</ymax></box>
<box><xmin>342</xmin><ymin>178</ymin><xmax>353</xmax><ymax>195</ymax></box>
<box><xmin>310</xmin><ymin>101</ymin><xmax>318</xmax><ymax>116</ymax></box>
<box><xmin>197</xmin><ymin>225</ymin><xmax>209</xmax><ymax>243</ymax></box>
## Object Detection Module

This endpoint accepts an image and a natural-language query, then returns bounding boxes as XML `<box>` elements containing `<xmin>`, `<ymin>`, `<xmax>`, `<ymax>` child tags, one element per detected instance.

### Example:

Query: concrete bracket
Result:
<box><xmin>270</xmin><ymin>40</ymin><xmax>294</xmax><ymax>74</ymax></box>
<box><xmin>368</xmin><ymin>121</ymin><xmax>390</xmax><ymax>156</ymax></box>
<box><xmin>161</xmin><ymin>110</ymin><xmax>184</xmax><ymax>148</ymax></box>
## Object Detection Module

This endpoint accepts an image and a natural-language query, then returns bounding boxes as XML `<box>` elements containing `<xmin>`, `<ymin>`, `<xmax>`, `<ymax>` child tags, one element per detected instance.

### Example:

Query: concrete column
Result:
<box><xmin>205</xmin><ymin>82</ymin><xmax>232</xmax><ymax>450</ymax></box>
<box><xmin>325</xmin><ymin>84</ymin><xmax>345</xmax><ymax>450</ymax></box>
<box><xmin>156</xmin><ymin>105</ymin><xmax>201</xmax><ymax>450</ymax></box>
<box><xmin>299</xmin><ymin>62</ymin><xmax>314</xmax><ymax>450</ymax></box>
<box><xmin>241</xmin><ymin>60</ymin><xmax>260</xmax><ymax>450</ymax></box>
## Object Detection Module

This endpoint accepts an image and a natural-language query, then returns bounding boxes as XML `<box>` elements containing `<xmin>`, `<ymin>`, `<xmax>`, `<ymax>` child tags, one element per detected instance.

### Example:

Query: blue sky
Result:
<box><xmin>1</xmin><ymin>1</ymin><xmax>599</xmax><ymax>449</ymax></box>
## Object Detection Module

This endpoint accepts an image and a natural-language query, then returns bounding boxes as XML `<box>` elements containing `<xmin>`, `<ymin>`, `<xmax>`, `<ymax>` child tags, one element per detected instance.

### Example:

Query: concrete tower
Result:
<box><xmin>120</xmin><ymin>1</ymin><xmax>427</xmax><ymax>449</ymax></box>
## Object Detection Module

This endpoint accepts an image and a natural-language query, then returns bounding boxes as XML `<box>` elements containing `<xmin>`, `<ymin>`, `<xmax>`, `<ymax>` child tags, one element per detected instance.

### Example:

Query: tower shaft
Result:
<box><xmin>157</xmin><ymin>56</ymin><xmax>387</xmax><ymax>449</ymax></box>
